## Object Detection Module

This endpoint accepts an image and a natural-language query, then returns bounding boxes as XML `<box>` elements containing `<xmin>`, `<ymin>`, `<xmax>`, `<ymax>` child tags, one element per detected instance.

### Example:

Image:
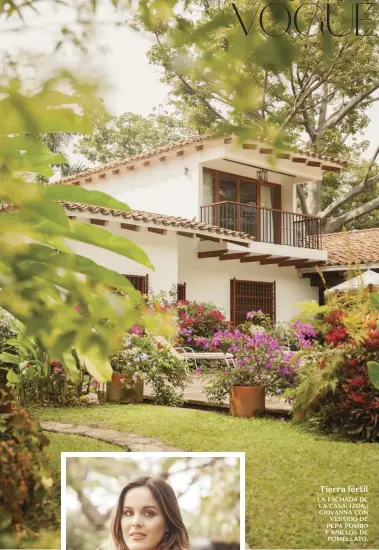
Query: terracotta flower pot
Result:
<box><xmin>292</xmin><ymin>410</ymin><xmax>306</xmax><ymax>421</ymax></box>
<box><xmin>229</xmin><ymin>385</ymin><xmax>265</xmax><ymax>417</ymax></box>
<box><xmin>107</xmin><ymin>373</ymin><xmax>144</xmax><ymax>404</ymax></box>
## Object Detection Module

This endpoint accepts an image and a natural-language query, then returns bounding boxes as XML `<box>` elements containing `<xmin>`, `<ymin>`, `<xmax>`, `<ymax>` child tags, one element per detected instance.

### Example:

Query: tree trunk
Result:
<box><xmin>306</xmin><ymin>180</ymin><xmax>322</xmax><ymax>216</ymax></box>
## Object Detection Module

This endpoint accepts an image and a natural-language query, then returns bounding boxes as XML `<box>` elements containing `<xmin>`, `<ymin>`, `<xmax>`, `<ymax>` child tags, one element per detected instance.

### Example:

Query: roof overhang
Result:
<box><xmin>54</xmin><ymin>135</ymin><xmax>345</xmax><ymax>187</ymax></box>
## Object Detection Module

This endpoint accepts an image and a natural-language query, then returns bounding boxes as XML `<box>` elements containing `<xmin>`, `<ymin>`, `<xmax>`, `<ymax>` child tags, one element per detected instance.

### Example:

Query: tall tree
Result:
<box><xmin>132</xmin><ymin>0</ymin><xmax>379</xmax><ymax>231</ymax></box>
<box><xmin>75</xmin><ymin>110</ymin><xmax>196</xmax><ymax>164</ymax></box>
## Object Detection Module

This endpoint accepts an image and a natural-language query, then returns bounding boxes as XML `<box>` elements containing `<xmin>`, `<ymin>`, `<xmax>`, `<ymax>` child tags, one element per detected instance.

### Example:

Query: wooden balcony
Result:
<box><xmin>200</xmin><ymin>201</ymin><xmax>322</xmax><ymax>250</ymax></box>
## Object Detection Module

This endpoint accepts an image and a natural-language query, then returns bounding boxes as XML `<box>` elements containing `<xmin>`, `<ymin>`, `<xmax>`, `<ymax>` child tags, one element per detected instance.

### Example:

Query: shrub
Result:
<box><xmin>110</xmin><ymin>335</ymin><xmax>188</xmax><ymax>406</ymax></box>
<box><xmin>0</xmin><ymin>398</ymin><xmax>53</xmax><ymax>547</ymax></box>
<box><xmin>176</xmin><ymin>301</ymin><xmax>230</xmax><ymax>350</ymax></box>
<box><xmin>310</xmin><ymin>359</ymin><xmax>379</xmax><ymax>441</ymax></box>
<box><xmin>289</xmin><ymin>298</ymin><xmax>379</xmax><ymax>441</ymax></box>
<box><xmin>198</xmin><ymin>328</ymin><xmax>299</xmax><ymax>402</ymax></box>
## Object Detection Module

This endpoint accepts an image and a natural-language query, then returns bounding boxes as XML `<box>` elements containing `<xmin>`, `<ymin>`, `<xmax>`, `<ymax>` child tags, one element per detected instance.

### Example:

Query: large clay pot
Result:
<box><xmin>107</xmin><ymin>373</ymin><xmax>144</xmax><ymax>404</ymax></box>
<box><xmin>229</xmin><ymin>385</ymin><xmax>265</xmax><ymax>417</ymax></box>
<box><xmin>292</xmin><ymin>409</ymin><xmax>306</xmax><ymax>421</ymax></box>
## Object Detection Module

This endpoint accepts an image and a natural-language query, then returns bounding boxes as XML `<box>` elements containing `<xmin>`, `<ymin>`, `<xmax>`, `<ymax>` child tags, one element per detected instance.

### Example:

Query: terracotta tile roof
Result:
<box><xmin>59</xmin><ymin>201</ymin><xmax>255</xmax><ymax>240</ymax></box>
<box><xmin>57</xmin><ymin>135</ymin><xmax>214</xmax><ymax>184</ymax></box>
<box><xmin>54</xmin><ymin>134</ymin><xmax>346</xmax><ymax>185</ymax></box>
<box><xmin>322</xmin><ymin>228</ymin><xmax>379</xmax><ymax>266</ymax></box>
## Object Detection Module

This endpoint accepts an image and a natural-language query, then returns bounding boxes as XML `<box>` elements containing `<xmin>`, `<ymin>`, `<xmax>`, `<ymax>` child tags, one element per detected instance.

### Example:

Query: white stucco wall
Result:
<box><xmin>178</xmin><ymin>238</ymin><xmax>318</xmax><ymax>322</ymax></box>
<box><xmin>68</xmin><ymin>221</ymin><xmax>179</xmax><ymax>293</ymax></box>
<box><xmin>67</xmin><ymin>218</ymin><xmax>317</xmax><ymax>322</ymax></box>
<box><xmin>80</xmin><ymin>144</ymin><xmax>225</xmax><ymax>220</ymax></box>
<box><xmin>79</xmin><ymin>141</ymin><xmax>299</xmax><ymax>221</ymax></box>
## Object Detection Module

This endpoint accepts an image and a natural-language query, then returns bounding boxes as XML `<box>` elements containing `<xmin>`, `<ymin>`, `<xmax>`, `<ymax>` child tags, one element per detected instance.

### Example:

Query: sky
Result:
<box><xmin>0</xmin><ymin>0</ymin><xmax>378</xmax><ymax>160</ymax></box>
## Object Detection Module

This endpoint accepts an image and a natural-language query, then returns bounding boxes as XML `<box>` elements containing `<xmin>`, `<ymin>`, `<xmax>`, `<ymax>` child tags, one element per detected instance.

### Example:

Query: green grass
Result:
<box><xmin>21</xmin><ymin>432</ymin><xmax>123</xmax><ymax>550</ymax></box>
<box><xmin>45</xmin><ymin>432</ymin><xmax>123</xmax><ymax>472</ymax></box>
<box><xmin>33</xmin><ymin>405</ymin><xmax>379</xmax><ymax>550</ymax></box>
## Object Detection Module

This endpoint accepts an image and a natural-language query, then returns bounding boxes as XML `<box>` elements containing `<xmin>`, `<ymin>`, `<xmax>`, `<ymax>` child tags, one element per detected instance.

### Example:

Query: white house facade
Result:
<box><xmin>58</xmin><ymin>135</ymin><xmax>344</xmax><ymax>324</ymax></box>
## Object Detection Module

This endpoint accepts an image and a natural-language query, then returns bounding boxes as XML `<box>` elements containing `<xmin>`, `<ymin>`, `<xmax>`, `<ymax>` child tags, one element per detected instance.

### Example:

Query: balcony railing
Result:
<box><xmin>200</xmin><ymin>201</ymin><xmax>322</xmax><ymax>250</ymax></box>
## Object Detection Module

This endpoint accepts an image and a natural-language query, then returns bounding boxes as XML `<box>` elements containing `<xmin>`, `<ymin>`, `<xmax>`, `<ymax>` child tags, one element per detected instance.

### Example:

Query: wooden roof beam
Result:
<box><xmin>198</xmin><ymin>249</ymin><xmax>228</xmax><ymax>259</ymax></box>
<box><xmin>260</xmin><ymin>256</ymin><xmax>291</xmax><ymax>265</ymax></box>
<box><xmin>219</xmin><ymin>252</ymin><xmax>250</xmax><ymax>261</ymax></box>
<box><xmin>240</xmin><ymin>254</ymin><xmax>272</xmax><ymax>263</ymax></box>
<box><xmin>196</xmin><ymin>234</ymin><xmax>221</xmax><ymax>243</ymax></box>
<box><xmin>148</xmin><ymin>227</ymin><xmax>167</xmax><ymax>235</ymax></box>
<box><xmin>121</xmin><ymin>223</ymin><xmax>141</xmax><ymax>231</ymax></box>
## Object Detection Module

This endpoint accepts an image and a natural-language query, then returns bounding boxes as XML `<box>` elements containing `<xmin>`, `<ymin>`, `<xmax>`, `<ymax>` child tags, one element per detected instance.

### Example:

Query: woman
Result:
<box><xmin>109</xmin><ymin>476</ymin><xmax>190</xmax><ymax>550</ymax></box>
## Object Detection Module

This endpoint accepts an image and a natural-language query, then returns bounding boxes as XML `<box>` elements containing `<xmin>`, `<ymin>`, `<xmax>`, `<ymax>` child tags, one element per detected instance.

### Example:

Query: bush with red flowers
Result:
<box><xmin>175</xmin><ymin>301</ymin><xmax>230</xmax><ymax>350</ymax></box>
<box><xmin>290</xmin><ymin>297</ymin><xmax>379</xmax><ymax>441</ymax></box>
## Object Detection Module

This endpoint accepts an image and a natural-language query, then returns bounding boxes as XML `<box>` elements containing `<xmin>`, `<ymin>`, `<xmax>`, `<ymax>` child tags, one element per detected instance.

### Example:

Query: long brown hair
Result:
<box><xmin>111</xmin><ymin>476</ymin><xmax>190</xmax><ymax>550</ymax></box>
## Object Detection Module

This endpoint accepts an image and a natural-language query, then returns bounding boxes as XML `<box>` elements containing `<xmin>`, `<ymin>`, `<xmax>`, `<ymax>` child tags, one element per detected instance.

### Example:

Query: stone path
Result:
<box><xmin>41</xmin><ymin>422</ymin><xmax>182</xmax><ymax>452</ymax></box>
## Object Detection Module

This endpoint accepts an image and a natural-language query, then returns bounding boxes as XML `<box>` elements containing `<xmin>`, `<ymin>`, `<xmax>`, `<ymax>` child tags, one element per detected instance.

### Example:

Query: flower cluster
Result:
<box><xmin>289</xmin><ymin>320</ymin><xmax>317</xmax><ymax>348</ymax></box>
<box><xmin>198</xmin><ymin>327</ymin><xmax>299</xmax><ymax>401</ymax></box>
<box><xmin>109</xmin><ymin>335</ymin><xmax>188</xmax><ymax>406</ymax></box>
<box><xmin>49</xmin><ymin>359</ymin><xmax>65</xmax><ymax>376</ymax></box>
<box><xmin>176</xmin><ymin>301</ymin><xmax>230</xmax><ymax>349</ymax></box>
<box><xmin>290</xmin><ymin>301</ymin><xmax>379</xmax><ymax>441</ymax></box>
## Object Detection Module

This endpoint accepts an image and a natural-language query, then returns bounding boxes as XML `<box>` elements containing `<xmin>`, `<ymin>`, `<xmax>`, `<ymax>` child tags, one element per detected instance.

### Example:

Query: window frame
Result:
<box><xmin>124</xmin><ymin>274</ymin><xmax>149</xmax><ymax>295</ymax></box>
<box><xmin>230</xmin><ymin>278</ymin><xmax>276</xmax><ymax>326</ymax></box>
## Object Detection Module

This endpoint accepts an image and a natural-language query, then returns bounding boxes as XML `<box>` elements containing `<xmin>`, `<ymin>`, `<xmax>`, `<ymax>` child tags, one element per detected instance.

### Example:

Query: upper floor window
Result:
<box><xmin>202</xmin><ymin>168</ymin><xmax>280</xmax><ymax>210</ymax></box>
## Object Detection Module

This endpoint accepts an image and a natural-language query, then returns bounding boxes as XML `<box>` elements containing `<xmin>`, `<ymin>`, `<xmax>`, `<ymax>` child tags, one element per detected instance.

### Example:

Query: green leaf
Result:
<box><xmin>13</xmin><ymin>244</ymin><xmax>142</xmax><ymax>300</ymax></box>
<box><xmin>69</xmin><ymin>221</ymin><xmax>155</xmax><ymax>269</ymax></box>
<box><xmin>367</xmin><ymin>361</ymin><xmax>379</xmax><ymax>390</ymax></box>
<box><xmin>43</xmin><ymin>184</ymin><xmax>132</xmax><ymax>214</ymax></box>
<box><xmin>62</xmin><ymin>352</ymin><xmax>80</xmax><ymax>382</ymax></box>
<box><xmin>370</xmin><ymin>292</ymin><xmax>379</xmax><ymax>312</ymax></box>
<box><xmin>0</xmin><ymin>212</ymin><xmax>154</xmax><ymax>270</ymax></box>
<box><xmin>76</xmin><ymin>348</ymin><xmax>113</xmax><ymax>382</ymax></box>
<box><xmin>6</xmin><ymin>369</ymin><xmax>19</xmax><ymax>383</ymax></box>
<box><xmin>0</xmin><ymin>352</ymin><xmax>20</xmax><ymax>365</ymax></box>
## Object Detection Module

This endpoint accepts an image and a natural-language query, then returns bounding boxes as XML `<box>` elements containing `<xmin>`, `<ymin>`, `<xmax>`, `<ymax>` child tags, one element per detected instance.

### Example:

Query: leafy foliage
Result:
<box><xmin>75</xmin><ymin>110</ymin><xmax>196</xmax><ymax>164</ymax></box>
<box><xmin>289</xmin><ymin>292</ymin><xmax>379</xmax><ymax>441</ymax></box>
<box><xmin>0</xmin><ymin>405</ymin><xmax>53</xmax><ymax>548</ymax></box>
<box><xmin>0</xmin><ymin>74</ymin><xmax>166</xmax><ymax>382</ymax></box>
<box><xmin>133</xmin><ymin>0</ymin><xmax>379</xmax><ymax>229</ymax></box>
<box><xmin>176</xmin><ymin>301</ymin><xmax>231</xmax><ymax>350</ymax></box>
<box><xmin>110</xmin><ymin>334</ymin><xmax>188</xmax><ymax>406</ymax></box>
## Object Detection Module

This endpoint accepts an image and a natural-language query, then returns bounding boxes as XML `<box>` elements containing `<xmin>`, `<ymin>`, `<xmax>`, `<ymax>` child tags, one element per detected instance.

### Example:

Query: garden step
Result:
<box><xmin>41</xmin><ymin>421</ymin><xmax>182</xmax><ymax>451</ymax></box>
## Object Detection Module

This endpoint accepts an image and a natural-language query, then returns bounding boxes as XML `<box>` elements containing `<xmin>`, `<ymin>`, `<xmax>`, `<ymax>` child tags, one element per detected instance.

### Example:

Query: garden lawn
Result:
<box><xmin>22</xmin><ymin>433</ymin><xmax>123</xmax><ymax>550</ymax></box>
<box><xmin>33</xmin><ymin>405</ymin><xmax>379</xmax><ymax>550</ymax></box>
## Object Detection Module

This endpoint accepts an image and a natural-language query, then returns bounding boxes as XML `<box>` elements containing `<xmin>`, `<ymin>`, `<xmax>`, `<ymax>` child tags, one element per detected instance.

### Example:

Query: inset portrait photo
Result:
<box><xmin>62</xmin><ymin>452</ymin><xmax>244</xmax><ymax>550</ymax></box>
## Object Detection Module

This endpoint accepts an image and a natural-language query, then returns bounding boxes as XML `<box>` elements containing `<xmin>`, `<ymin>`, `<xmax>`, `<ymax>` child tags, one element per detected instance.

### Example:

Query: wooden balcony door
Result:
<box><xmin>203</xmin><ymin>169</ymin><xmax>281</xmax><ymax>241</ymax></box>
<box><xmin>218</xmin><ymin>176</ymin><xmax>259</xmax><ymax>236</ymax></box>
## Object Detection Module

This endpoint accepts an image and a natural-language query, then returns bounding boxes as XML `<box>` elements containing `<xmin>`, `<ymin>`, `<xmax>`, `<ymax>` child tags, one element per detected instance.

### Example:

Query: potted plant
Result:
<box><xmin>108</xmin><ymin>339</ymin><xmax>144</xmax><ymax>404</ymax></box>
<box><xmin>201</xmin><ymin>329</ymin><xmax>298</xmax><ymax>417</ymax></box>
<box><xmin>203</xmin><ymin>365</ymin><xmax>266</xmax><ymax>417</ymax></box>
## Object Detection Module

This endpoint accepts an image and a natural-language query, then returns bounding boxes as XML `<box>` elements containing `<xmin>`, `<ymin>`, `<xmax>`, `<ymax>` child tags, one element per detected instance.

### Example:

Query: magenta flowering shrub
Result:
<box><xmin>288</xmin><ymin>320</ymin><xmax>317</xmax><ymax>348</ymax></box>
<box><xmin>176</xmin><ymin>301</ymin><xmax>230</xmax><ymax>350</ymax></box>
<box><xmin>198</xmin><ymin>328</ymin><xmax>299</xmax><ymax>401</ymax></box>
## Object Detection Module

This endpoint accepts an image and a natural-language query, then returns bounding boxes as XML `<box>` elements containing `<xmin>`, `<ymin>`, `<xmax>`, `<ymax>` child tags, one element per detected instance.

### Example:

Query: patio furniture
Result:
<box><xmin>153</xmin><ymin>336</ymin><xmax>237</xmax><ymax>368</ymax></box>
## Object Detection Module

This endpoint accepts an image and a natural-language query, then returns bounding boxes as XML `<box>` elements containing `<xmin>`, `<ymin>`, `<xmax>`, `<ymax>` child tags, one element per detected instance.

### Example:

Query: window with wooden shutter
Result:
<box><xmin>124</xmin><ymin>274</ymin><xmax>149</xmax><ymax>294</ymax></box>
<box><xmin>177</xmin><ymin>283</ymin><xmax>186</xmax><ymax>301</ymax></box>
<box><xmin>230</xmin><ymin>279</ymin><xmax>276</xmax><ymax>326</ymax></box>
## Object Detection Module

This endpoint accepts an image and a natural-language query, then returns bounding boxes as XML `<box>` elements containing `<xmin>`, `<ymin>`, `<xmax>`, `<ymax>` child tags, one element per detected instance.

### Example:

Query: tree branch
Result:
<box><xmin>325</xmin><ymin>79</ymin><xmax>379</xmax><ymax>130</ymax></box>
<box><xmin>324</xmin><ymin>195</ymin><xmax>379</xmax><ymax>233</ymax></box>
<box><xmin>321</xmin><ymin>174</ymin><xmax>379</xmax><ymax>221</ymax></box>
<box><xmin>363</xmin><ymin>143</ymin><xmax>379</xmax><ymax>186</ymax></box>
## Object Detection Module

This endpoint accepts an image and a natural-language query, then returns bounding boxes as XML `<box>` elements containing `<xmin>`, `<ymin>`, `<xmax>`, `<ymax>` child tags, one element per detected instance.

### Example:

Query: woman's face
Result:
<box><xmin>121</xmin><ymin>486</ymin><xmax>167</xmax><ymax>550</ymax></box>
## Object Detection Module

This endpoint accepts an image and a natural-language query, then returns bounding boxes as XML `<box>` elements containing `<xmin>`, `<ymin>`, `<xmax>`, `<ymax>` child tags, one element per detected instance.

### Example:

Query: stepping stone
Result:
<box><xmin>41</xmin><ymin>421</ymin><xmax>182</xmax><ymax>452</ymax></box>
